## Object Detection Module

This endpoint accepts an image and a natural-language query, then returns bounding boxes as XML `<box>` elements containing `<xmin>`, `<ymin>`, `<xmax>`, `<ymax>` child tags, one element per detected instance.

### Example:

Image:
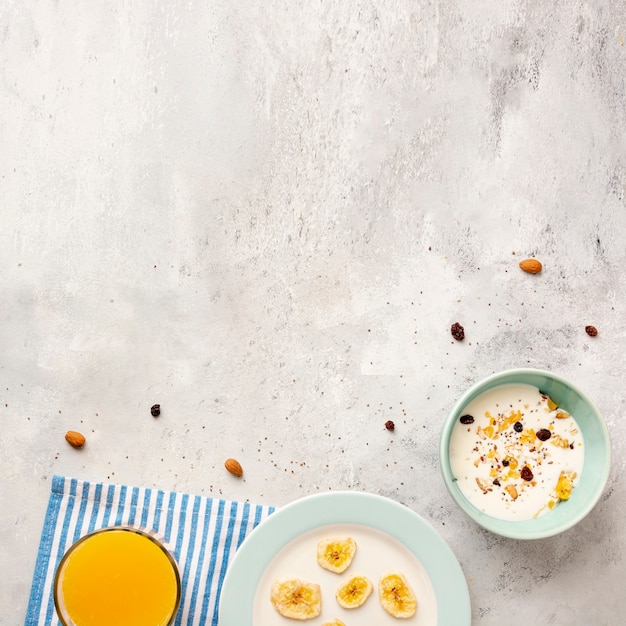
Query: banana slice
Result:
<box><xmin>379</xmin><ymin>571</ymin><xmax>417</xmax><ymax>618</ymax></box>
<box><xmin>335</xmin><ymin>575</ymin><xmax>373</xmax><ymax>609</ymax></box>
<box><xmin>321</xmin><ymin>621</ymin><xmax>346</xmax><ymax>626</ymax></box>
<box><xmin>270</xmin><ymin>578</ymin><xmax>322</xmax><ymax>620</ymax></box>
<box><xmin>317</xmin><ymin>537</ymin><xmax>357</xmax><ymax>573</ymax></box>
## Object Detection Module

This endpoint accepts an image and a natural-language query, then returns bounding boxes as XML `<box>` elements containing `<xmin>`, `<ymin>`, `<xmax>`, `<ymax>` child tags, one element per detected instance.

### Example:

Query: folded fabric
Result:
<box><xmin>25</xmin><ymin>475</ymin><xmax>275</xmax><ymax>625</ymax></box>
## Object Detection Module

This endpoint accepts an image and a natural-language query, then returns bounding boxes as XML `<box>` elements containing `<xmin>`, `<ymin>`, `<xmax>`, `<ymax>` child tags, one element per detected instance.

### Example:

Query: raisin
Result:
<box><xmin>493</xmin><ymin>478</ymin><xmax>501</xmax><ymax>486</ymax></box>
<box><xmin>513</xmin><ymin>421</ymin><xmax>523</xmax><ymax>432</ymax></box>
<box><xmin>585</xmin><ymin>325</ymin><xmax>598</xmax><ymax>337</ymax></box>
<box><xmin>150</xmin><ymin>404</ymin><xmax>161</xmax><ymax>417</ymax></box>
<box><xmin>536</xmin><ymin>428</ymin><xmax>551</xmax><ymax>441</ymax></box>
<box><xmin>502</xmin><ymin>459</ymin><xmax>510</xmax><ymax>467</ymax></box>
<box><xmin>459</xmin><ymin>414</ymin><xmax>474</xmax><ymax>425</ymax></box>
<box><xmin>385</xmin><ymin>420</ymin><xmax>395</xmax><ymax>431</ymax></box>
<box><xmin>520</xmin><ymin>466</ymin><xmax>534</xmax><ymax>481</ymax></box>
<box><xmin>450</xmin><ymin>322</ymin><xmax>465</xmax><ymax>341</ymax></box>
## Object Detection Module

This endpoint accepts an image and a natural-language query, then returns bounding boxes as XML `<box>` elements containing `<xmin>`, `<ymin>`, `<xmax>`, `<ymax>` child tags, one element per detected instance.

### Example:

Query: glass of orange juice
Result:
<box><xmin>54</xmin><ymin>526</ymin><xmax>181</xmax><ymax>626</ymax></box>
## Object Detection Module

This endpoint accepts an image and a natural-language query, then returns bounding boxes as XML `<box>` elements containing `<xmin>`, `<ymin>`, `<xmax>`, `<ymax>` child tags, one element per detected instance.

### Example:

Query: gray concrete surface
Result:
<box><xmin>2</xmin><ymin>1</ymin><xmax>625</xmax><ymax>624</ymax></box>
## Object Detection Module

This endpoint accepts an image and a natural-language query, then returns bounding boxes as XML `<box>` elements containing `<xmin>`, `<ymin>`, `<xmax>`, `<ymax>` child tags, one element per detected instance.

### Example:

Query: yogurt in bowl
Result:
<box><xmin>449</xmin><ymin>383</ymin><xmax>584</xmax><ymax>521</ymax></box>
<box><xmin>440</xmin><ymin>369</ymin><xmax>611</xmax><ymax>539</ymax></box>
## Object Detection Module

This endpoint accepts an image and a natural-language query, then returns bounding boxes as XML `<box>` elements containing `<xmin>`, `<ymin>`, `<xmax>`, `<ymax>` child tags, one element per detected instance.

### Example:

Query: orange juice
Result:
<box><xmin>54</xmin><ymin>527</ymin><xmax>181</xmax><ymax>626</ymax></box>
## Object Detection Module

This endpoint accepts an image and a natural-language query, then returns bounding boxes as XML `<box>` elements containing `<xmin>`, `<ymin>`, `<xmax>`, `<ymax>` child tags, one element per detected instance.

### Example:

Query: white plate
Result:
<box><xmin>218</xmin><ymin>491</ymin><xmax>470</xmax><ymax>625</ymax></box>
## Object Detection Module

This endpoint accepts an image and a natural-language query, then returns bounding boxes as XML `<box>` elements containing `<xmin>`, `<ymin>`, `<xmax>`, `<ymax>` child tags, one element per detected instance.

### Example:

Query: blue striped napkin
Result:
<box><xmin>25</xmin><ymin>475</ymin><xmax>275</xmax><ymax>626</ymax></box>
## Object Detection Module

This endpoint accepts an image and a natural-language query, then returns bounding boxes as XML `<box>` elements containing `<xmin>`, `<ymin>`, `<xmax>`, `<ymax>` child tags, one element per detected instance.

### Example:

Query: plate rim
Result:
<box><xmin>218</xmin><ymin>490</ymin><xmax>471</xmax><ymax>625</ymax></box>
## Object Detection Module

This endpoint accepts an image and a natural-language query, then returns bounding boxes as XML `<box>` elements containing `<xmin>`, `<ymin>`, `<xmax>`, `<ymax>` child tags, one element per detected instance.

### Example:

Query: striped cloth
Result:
<box><xmin>25</xmin><ymin>475</ymin><xmax>275</xmax><ymax>626</ymax></box>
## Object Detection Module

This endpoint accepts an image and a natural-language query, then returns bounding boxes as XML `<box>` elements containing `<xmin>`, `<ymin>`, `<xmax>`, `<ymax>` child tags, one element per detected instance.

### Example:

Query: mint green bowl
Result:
<box><xmin>440</xmin><ymin>368</ymin><xmax>611</xmax><ymax>540</ymax></box>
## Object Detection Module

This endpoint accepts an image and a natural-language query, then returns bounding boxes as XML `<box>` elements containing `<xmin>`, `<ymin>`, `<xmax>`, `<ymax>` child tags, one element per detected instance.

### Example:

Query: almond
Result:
<box><xmin>519</xmin><ymin>258</ymin><xmax>542</xmax><ymax>274</ymax></box>
<box><xmin>224</xmin><ymin>458</ymin><xmax>243</xmax><ymax>477</ymax></box>
<box><xmin>65</xmin><ymin>430</ymin><xmax>86</xmax><ymax>448</ymax></box>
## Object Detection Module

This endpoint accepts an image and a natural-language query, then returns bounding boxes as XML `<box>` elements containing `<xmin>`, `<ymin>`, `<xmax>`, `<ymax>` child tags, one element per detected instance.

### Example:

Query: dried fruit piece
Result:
<box><xmin>513</xmin><ymin>421</ymin><xmax>523</xmax><ymax>433</ymax></box>
<box><xmin>505</xmin><ymin>484</ymin><xmax>519</xmax><ymax>500</ymax></box>
<box><xmin>378</xmin><ymin>571</ymin><xmax>418</xmax><ymax>618</ymax></box>
<box><xmin>475</xmin><ymin>477</ymin><xmax>491</xmax><ymax>493</ymax></box>
<box><xmin>519</xmin><ymin>258</ymin><xmax>542</xmax><ymax>274</ymax></box>
<box><xmin>224</xmin><ymin>458</ymin><xmax>243</xmax><ymax>476</ymax></box>
<box><xmin>270</xmin><ymin>578</ymin><xmax>322</xmax><ymax>620</ymax></box>
<box><xmin>504</xmin><ymin>456</ymin><xmax>518</xmax><ymax>469</ymax></box>
<box><xmin>450</xmin><ymin>322</ymin><xmax>465</xmax><ymax>341</ymax></box>
<box><xmin>65</xmin><ymin>431</ymin><xmax>86</xmax><ymax>448</ymax></box>
<box><xmin>585</xmin><ymin>325</ymin><xmax>598</xmax><ymax>337</ymax></box>
<box><xmin>459</xmin><ymin>414</ymin><xmax>474</xmax><ymax>425</ymax></box>
<box><xmin>555</xmin><ymin>471</ymin><xmax>577</xmax><ymax>500</ymax></box>
<box><xmin>550</xmin><ymin>434</ymin><xmax>570</xmax><ymax>449</ymax></box>
<box><xmin>536</xmin><ymin>428</ymin><xmax>552</xmax><ymax>441</ymax></box>
<box><xmin>336</xmin><ymin>575</ymin><xmax>373</xmax><ymax>609</ymax></box>
<box><xmin>555</xmin><ymin>410</ymin><xmax>570</xmax><ymax>420</ymax></box>
<box><xmin>520</xmin><ymin>466</ymin><xmax>534</xmax><ymax>481</ymax></box>
<box><xmin>322</xmin><ymin>620</ymin><xmax>346</xmax><ymax>626</ymax></box>
<box><xmin>317</xmin><ymin>537</ymin><xmax>356</xmax><ymax>574</ymax></box>
<box><xmin>150</xmin><ymin>404</ymin><xmax>161</xmax><ymax>417</ymax></box>
<box><xmin>385</xmin><ymin>420</ymin><xmax>395</xmax><ymax>431</ymax></box>
<box><xmin>480</xmin><ymin>424</ymin><xmax>495</xmax><ymax>439</ymax></box>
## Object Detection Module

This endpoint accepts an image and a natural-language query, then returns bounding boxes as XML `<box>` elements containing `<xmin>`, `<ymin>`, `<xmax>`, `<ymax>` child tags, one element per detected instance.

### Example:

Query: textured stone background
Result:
<box><xmin>2</xmin><ymin>1</ymin><xmax>625</xmax><ymax>624</ymax></box>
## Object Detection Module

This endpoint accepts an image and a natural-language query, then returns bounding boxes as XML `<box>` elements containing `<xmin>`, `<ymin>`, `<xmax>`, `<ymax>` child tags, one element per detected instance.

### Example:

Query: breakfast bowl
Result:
<box><xmin>439</xmin><ymin>368</ymin><xmax>611</xmax><ymax>540</ymax></box>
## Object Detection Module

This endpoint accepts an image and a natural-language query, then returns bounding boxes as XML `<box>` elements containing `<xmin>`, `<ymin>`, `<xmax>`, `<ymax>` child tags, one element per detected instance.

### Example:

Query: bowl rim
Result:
<box><xmin>439</xmin><ymin>367</ymin><xmax>612</xmax><ymax>539</ymax></box>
